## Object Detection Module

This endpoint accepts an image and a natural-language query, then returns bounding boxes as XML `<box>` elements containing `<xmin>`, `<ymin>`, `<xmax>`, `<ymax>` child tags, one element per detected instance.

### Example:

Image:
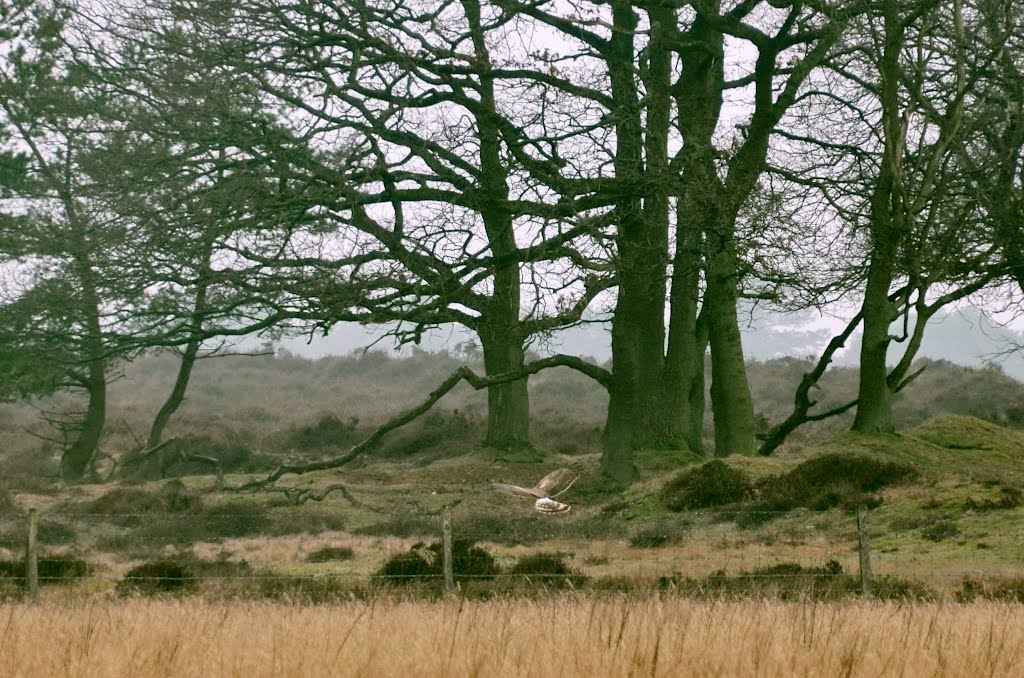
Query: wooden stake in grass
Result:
<box><xmin>442</xmin><ymin>506</ymin><xmax>454</xmax><ymax>595</ymax></box>
<box><xmin>25</xmin><ymin>508</ymin><xmax>38</xmax><ymax>602</ymax></box>
<box><xmin>857</xmin><ymin>509</ymin><xmax>872</xmax><ymax>598</ymax></box>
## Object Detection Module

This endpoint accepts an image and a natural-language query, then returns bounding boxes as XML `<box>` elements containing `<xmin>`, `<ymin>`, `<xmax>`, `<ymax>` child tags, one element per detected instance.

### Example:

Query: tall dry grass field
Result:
<box><xmin>0</xmin><ymin>596</ymin><xmax>1021</xmax><ymax>677</ymax></box>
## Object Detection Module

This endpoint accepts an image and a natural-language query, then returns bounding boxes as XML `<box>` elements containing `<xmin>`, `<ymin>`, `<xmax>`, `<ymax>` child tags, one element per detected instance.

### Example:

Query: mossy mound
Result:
<box><xmin>662</xmin><ymin>460</ymin><xmax>753</xmax><ymax>511</ymax></box>
<box><xmin>748</xmin><ymin>453</ymin><xmax>917</xmax><ymax>519</ymax></box>
<box><xmin>911</xmin><ymin>415</ymin><xmax>1024</xmax><ymax>454</ymax></box>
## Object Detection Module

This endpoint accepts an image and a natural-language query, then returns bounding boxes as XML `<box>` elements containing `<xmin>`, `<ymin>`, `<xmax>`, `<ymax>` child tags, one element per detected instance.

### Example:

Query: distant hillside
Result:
<box><xmin>1</xmin><ymin>349</ymin><xmax>1023</xmax><ymax>482</ymax></box>
<box><xmin>279</xmin><ymin>306</ymin><xmax>1024</xmax><ymax>380</ymax></box>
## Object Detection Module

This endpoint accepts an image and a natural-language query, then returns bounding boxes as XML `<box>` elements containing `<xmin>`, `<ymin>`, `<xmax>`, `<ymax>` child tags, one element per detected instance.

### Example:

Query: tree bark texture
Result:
<box><xmin>61</xmin><ymin>261</ymin><xmax>106</xmax><ymax>481</ymax></box>
<box><xmin>852</xmin><ymin>3</ymin><xmax>905</xmax><ymax>435</ymax></box>
<box><xmin>465</xmin><ymin>0</ymin><xmax>532</xmax><ymax>449</ymax></box>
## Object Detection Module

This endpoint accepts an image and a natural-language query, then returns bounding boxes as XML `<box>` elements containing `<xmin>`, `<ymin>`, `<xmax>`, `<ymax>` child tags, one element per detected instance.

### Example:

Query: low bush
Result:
<box><xmin>163</xmin><ymin>434</ymin><xmax>254</xmax><ymax>476</ymax></box>
<box><xmin>202</xmin><ymin>501</ymin><xmax>272</xmax><ymax>540</ymax></box>
<box><xmin>629</xmin><ymin>521</ymin><xmax>689</xmax><ymax>549</ymax></box>
<box><xmin>921</xmin><ymin>519</ymin><xmax>960</xmax><ymax>542</ymax></box>
<box><xmin>749</xmin><ymin>454</ymin><xmax>916</xmax><ymax>518</ymax></box>
<box><xmin>374</xmin><ymin>550</ymin><xmax>435</xmax><ymax>584</ymax></box>
<box><xmin>964</xmin><ymin>486</ymin><xmax>1023</xmax><ymax>512</ymax></box>
<box><xmin>305</xmin><ymin>546</ymin><xmax>355</xmax><ymax>563</ymax></box>
<box><xmin>506</xmin><ymin>551</ymin><xmax>586</xmax><ymax>588</ymax></box>
<box><xmin>661</xmin><ymin>560</ymin><xmax>930</xmax><ymax>601</ymax></box>
<box><xmin>0</xmin><ymin>554</ymin><xmax>92</xmax><ymax>586</ymax></box>
<box><xmin>353</xmin><ymin>515</ymin><xmax>443</xmax><ymax>539</ymax></box>
<box><xmin>288</xmin><ymin>414</ymin><xmax>360</xmax><ymax>450</ymax></box>
<box><xmin>253</xmin><ymin>575</ymin><xmax>355</xmax><ymax>602</ymax></box>
<box><xmin>35</xmin><ymin>519</ymin><xmax>78</xmax><ymax>545</ymax></box>
<box><xmin>373</xmin><ymin>540</ymin><xmax>499</xmax><ymax>586</ymax></box>
<box><xmin>958</xmin><ymin>577</ymin><xmax>1024</xmax><ymax>603</ymax></box>
<box><xmin>662</xmin><ymin>460</ymin><xmax>752</xmax><ymax>512</ymax></box>
<box><xmin>378</xmin><ymin>409</ymin><xmax>482</xmax><ymax>458</ymax></box>
<box><xmin>86</xmin><ymin>480</ymin><xmax>200</xmax><ymax>517</ymax></box>
<box><xmin>116</xmin><ymin>561</ymin><xmax>195</xmax><ymax>596</ymax></box>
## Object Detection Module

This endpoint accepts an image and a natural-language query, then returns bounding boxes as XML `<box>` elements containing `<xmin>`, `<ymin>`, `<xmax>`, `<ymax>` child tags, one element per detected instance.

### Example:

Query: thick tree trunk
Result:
<box><xmin>664</xmin><ymin>213</ymin><xmax>706</xmax><ymax>455</ymax></box>
<box><xmin>464</xmin><ymin>0</ymin><xmax>531</xmax><ymax>449</ymax></box>
<box><xmin>704</xmin><ymin>249</ymin><xmax>758</xmax><ymax>456</ymax></box>
<box><xmin>851</xmin><ymin>254</ymin><xmax>898</xmax><ymax>433</ymax></box>
<box><xmin>479</xmin><ymin>326</ymin><xmax>530</xmax><ymax>448</ymax></box>
<box><xmin>601</xmin><ymin>0</ymin><xmax>653</xmax><ymax>485</ymax></box>
<box><xmin>852</xmin><ymin>2</ymin><xmax>904</xmax><ymax>436</ymax></box>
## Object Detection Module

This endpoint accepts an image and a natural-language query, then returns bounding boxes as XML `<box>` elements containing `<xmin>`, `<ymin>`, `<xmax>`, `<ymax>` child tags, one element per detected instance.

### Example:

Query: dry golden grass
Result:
<box><xmin>0</xmin><ymin>596</ymin><xmax>1021</xmax><ymax>677</ymax></box>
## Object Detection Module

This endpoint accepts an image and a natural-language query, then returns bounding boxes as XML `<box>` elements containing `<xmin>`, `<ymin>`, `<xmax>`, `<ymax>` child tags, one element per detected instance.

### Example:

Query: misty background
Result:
<box><xmin>280</xmin><ymin>305</ymin><xmax>1024</xmax><ymax>381</ymax></box>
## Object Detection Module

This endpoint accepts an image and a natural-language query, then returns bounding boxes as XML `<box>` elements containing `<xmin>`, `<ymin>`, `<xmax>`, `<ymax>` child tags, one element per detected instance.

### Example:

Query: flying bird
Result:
<box><xmin>492</xmin><ymin>468</ymin><xmax>578</xmax><ymax>513</ymax></box>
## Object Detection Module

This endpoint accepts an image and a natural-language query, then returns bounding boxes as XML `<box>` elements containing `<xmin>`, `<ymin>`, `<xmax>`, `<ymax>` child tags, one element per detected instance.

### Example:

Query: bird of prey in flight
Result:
<box><xmin>492</xmin><ymin>468</ymin><xmax>578</xmax><ymax>513</ymax></box>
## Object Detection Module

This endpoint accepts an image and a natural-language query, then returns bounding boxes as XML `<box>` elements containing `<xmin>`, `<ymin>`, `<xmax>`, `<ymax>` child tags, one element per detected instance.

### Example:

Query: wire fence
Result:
<box><xmin>1</xmin><ymin>502</ymin><xmax>1022</xmax><ymax>601</ymax></box>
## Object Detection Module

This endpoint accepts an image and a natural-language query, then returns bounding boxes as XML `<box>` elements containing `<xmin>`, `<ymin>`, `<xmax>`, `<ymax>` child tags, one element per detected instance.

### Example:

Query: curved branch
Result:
<box><xmin>227</xmin><ymin>354</ymin><xmax>610</xmax><ymax>489</ymax></box>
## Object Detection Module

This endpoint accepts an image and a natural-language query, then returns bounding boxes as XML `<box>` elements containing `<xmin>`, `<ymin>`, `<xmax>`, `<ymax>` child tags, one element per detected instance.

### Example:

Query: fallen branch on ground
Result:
<box><xmin>223</xmin><ymin>354</ymin><xmax>610</xmax><ymax>494</ymax></box>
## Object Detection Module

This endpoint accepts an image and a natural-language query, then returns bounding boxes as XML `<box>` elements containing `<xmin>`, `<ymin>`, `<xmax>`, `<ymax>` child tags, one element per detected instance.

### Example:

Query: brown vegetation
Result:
<box><xmin>0</xmin><ymin>597</ymin><xmax>1021</xmax><ymax>677</ymax></box>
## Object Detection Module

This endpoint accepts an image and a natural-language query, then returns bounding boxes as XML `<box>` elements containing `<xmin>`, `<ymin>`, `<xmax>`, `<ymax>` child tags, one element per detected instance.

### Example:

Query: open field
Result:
<box><xmin>2</xmin><ymin>355</ymin><xmax>1024</xmax><ymax>677</ymax></box>
<box><xmin>3</xmin><ymin>414</ymin><xmax>1024</xmax><ymax>599</ymax></box>
<box><xmin>0</xmin><ymin>596</ymin><xmax>1022</xmax><ymax>677</ymax></box>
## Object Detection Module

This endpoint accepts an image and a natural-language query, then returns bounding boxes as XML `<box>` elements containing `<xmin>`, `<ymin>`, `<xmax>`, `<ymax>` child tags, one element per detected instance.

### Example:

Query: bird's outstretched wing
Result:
<box><xmin>492</xmin><ymin>482</ymin><xmax>542</xmax><ymax>499</ymax></box>
<box><xmin>534</xmin><ymin>468</ymin><xmax>577</xmax><ymax>498</ymax></box>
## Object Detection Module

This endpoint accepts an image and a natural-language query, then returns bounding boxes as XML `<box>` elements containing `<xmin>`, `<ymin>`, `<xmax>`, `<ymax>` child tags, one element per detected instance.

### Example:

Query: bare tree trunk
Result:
<box><xmin>601</xmin><ymin>0</ymin><xmax>655</xmax><ymax>485</ymax></box>
<box><xmin>479</xmin><ymin>325</ymin><xmax>529</xmax><ymax>448</ymax></box>
<box><xmin>148</xmin><ymin>341</ymin><xmax>199</xmax><ymax>449</ymax></box>
<box><xmin>465</xmin><ymin>0</ymin><xmax>531</xmax><ymax>450</ymax></box>
<box><xmin>665</xmin><ymin>208</ymin><xmax>707</xmax><ymax>455</ymax></box>
<box><xmin>852</xmin><ymin>2</ymin><xmax>904</xmax><ymax>436</ymax></box>
<box><xmin>851</xmin><ymin>252</ymin><xmax>899</xmax><ymax>433</ymax></box>
<box><xmin>62</xmin><ymin>264</ymin><xmax>106</xmax><ymax>481</ymax></box>
<box><xmin>705</xmin><ymin>246</ymin><xmax>758</xmax><ymax>456</ymax></box>
<box><xmin>61</xmin><ymin>363</ymin><xmax>106</xmax><ymax>481</ymax></box>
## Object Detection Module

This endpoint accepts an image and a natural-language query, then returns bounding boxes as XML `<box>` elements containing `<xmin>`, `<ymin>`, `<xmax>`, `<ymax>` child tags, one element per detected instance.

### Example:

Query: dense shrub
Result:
<box><xmin>629</xmin><ymin>521</ymin><xmax>689</xmax><ymax>549</ymax></box>
<box><xmin>253</xmin><ymin>575</ymin><xmax>355</xmax><ymax>602</ymax></box>
<box><xmin>373</xmin><ymin>540</ymin><xmax>499</xmax><ymax>585</ymax></box>
<box><xmin>921</xmin><ymin>519</ymin><xmax>960</xmax><ymax>542</ymax></box>
<box><xmin>35</xmin><ymin>519</ymin><xmax>78</xmax><ymax>545</ymax></box>
<box><xmin>37</xmin><ymin>555</ymin><xmax>91</xmax><ymax>583</ymax></box>
<box><xmin>0</xmin><ymin>555</ymin><xmax>91</xmax><ymax>586</ymax></box>
<box><xmin>750</xmin><ymin>454</ymin><xmax>916</xmax><ymax>517</ymax></box>
<box><xmin>661</xmin><ymin>460</ymin><xmax>752</xmax><ymax>511</ymax></box>
<box><xmin>958</xmin><ymin>577</ymin><xmax>1024</xmax><ymax>603</ymax></box>
<box><xmin>305</xmin><ymin>546</ymin><xmax>355</xmax><ymax>563</ymax></box>
<box><xmin>506</xmin><ymin>552</ymin><xmax>586</xmax><ymax>588</ymax></box>
<box><xmin>374</xmin><ymin>551</ymin><xmax>435</xmax><ymax>584</ymax></box>
<box><xmin>379</xmin><ymin>409</ymin><xmax>482</xmax><ymax>458</ymax></box>
<box><xmin>964</xmin><ymin>486</ymin><xmax>1023</xmax><ymax>511</ymax></box>
<box><xmin>87</xmin><ymin>480</ymin><xmax>200</xmax><ymax>516</ymax></box>
<box><xmin>117</xmin><ymin>561</ymin><xmax>195</xmax><ymax>595</ymax></box>
<box><xmin>289</xmin><ymin>414</ymin><xmax>360</xmax><ymax>450</ymax></box>
<box><xmin>353</xmin><ymin>515</ymin><xmax>443</xmax><ymax>539</ymax></box>
<box><xmin>202</xmin><ymin>501</ymin><xmax>272</xmax><ymax>539</ymax></box>
<box><xmin>683</xmin><ymin>562</ymin><xmax>933</xmax><ymax>603</ymax></box>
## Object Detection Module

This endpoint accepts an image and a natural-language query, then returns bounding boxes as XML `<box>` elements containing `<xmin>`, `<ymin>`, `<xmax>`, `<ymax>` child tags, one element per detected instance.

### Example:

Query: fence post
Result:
<box><xmin>25</xmin><ymin>508</ymin><xmax>38</xmax><ymax>602</ymax></box>
<box><xmin>442</xmin><ymin>505</ymin><xmax>454</xmax><ymax>595</ymax></box>
<box><xmin>857</xmin><ymin>509</ymin><xmax>872</xmax><ymax>598</ymax></box>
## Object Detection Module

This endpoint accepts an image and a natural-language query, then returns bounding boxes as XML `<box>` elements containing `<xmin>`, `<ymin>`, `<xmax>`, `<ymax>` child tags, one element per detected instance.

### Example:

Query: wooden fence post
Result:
<box><xmin>25</xmin><ymin>508</ymin><xmax>38</xmax><ymax>602</ymax></box>
<box><xmin>857</xmin><ymin>509</ymin><xmax>872</xmax><ymax>598</ymax></box>
<box><xmin>442</xmin><ymin>505</ymin><xmax>454</xmax><ymax>595</ymax></box>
